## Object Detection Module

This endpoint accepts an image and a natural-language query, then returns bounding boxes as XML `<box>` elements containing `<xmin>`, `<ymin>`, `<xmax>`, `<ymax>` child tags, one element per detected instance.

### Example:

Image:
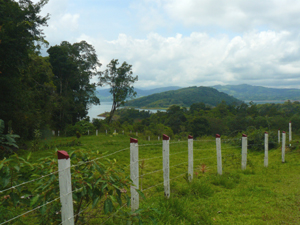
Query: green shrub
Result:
<box><xmin>0</xmin><ymin>119</ymin><xmax>20</xmax><ymax>159</ymax></box>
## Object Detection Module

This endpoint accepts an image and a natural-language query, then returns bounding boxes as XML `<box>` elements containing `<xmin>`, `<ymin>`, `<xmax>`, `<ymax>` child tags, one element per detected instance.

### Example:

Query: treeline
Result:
<box><xmin>0</xmin><ymin>0</ymin><xmax>101</xmax><ymax>140</ymax></box>
<box><xmin>91</xmin><ymin>101</ymin><xmax>300</xmax><ymax>143</ymax></box>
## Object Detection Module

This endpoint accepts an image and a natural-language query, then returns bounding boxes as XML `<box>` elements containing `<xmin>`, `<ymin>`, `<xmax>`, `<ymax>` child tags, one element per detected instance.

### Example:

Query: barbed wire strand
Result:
<box><xmin>59</xmin><ymin>205</ymin><xmax>90</xmax><ymax>225</ymax></box>
<box><xmin>101</xmin><ymin>203</ymin><xmax>127</xmax><ymax>225</ymax></box>
<box><xmin>0</xmin><ymin>187</ymin><xmax>83</xmax><ymax>225</ymax></box>
<box><xmin>0</xmin><ymin>170</ymin><xmax>59</xmax><ymax>194</ymax></box>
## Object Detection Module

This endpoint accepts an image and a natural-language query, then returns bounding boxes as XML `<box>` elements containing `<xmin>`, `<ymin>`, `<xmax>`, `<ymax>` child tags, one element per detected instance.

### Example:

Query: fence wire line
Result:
<box><xmin>169</xmin><ymin>150</ymin><xmax>187</xmax><ymax>156</ymax></box>
<box><xmin>101</xmin><ymin>203</ymin><xmax>127</xmax><ymax>225</ymax></box>
<box><xmin>59</xmin><ymin>205</ymin><xmax>89</xmax><ymax>225</ymax></box>
<box><xmin>142</xmin><ymin>181</ymin><xmax>164</xmax><ymax>192</ymax></box>
<box><xmin>139</xmin><ymin>155</ymin><xmax>163</xmax><ymax>162</ymax></box>
<box><xmin>70</xmin><ymin>147</ymin><xmax>130</xmax><ymax>169</ymax></box>
<box><xmin>140</xmin><ymin>168</ymin><xmax>163</xmax><ymax>178</ymax></box>
<box><xmin>0</xmin><ymin>148</ymin><xmax>130</xmax><ymax>194</ymax></box>
<box><xmin>0</xmin><ymin>187</ymin><xmax>83</xmax><ymax>225</ymax></box>
<box><xmin>0</xmin><ymin>170</ymin><xmax>59</xmax><ymax>194</ymax></box>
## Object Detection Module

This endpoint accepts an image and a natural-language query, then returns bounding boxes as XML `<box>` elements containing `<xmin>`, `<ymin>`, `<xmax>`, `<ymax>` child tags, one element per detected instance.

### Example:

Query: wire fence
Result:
<box><xmin>0</xmin><ymin>133</ymin><xmax>294</xmax><ymax>224</ymax></box>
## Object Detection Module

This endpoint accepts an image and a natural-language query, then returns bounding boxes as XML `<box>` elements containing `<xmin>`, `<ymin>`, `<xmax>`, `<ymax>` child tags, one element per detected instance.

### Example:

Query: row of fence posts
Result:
<box><xmin>56</xmin><ymin>125</ymin><xmax>292</xmax><ymax>224</ymax></box>
<box><xmin>51</xmin><ymin>121</ymin><xmax>293</xmax><ymax>142</ymax></box>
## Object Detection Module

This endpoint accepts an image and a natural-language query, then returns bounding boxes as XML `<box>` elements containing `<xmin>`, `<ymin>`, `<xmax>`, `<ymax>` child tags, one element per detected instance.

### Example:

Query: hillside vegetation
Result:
<box><xmin>125</xmin><ymin>86</ymin><xmax>242</xmax><ymax>108</ymax></box>
<box><xmin>213</xmin><ymin>84</ymin><xmax>300</xmax><ymax>101</ymax></box>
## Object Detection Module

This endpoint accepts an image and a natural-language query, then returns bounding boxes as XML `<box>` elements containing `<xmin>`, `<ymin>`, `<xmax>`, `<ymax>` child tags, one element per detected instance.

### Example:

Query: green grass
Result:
<box><xmin>17</xmin><ymin>133</ymin><xmax>300</xmax><ymax>224</ymax></box>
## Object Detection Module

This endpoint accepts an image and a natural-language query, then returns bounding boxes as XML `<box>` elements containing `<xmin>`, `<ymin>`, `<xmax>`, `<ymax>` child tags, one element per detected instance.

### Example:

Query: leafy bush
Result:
<box><xmin>65</xmin><ymin>120</ymin><xmax>96</xmax><ymax>136</ymax></box>
<box><xmin>0</xmin><ymin>119</ymin><xmax>20</xmax><ymax>159</ymax></box>
<box><xmin>0</xmin><ymin>150</ymin><xmax>133</xmax><ymax>224</ymax></box>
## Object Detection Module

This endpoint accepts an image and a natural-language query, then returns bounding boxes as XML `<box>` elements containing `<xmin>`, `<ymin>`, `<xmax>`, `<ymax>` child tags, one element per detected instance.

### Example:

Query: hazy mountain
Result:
<box><xmin>125</xmin><ymin>86</ymin><xmax>242</xmax><ymax>108</ymax></box>
<box><xmin>96</xmin><ymin>86</ymin><xmax>182</xmax><ymax>101</ymax></box>
<box><xmin>213</xmin><ymin>84</ymin><xmax>300</xmax><ymax>101</ymax></box>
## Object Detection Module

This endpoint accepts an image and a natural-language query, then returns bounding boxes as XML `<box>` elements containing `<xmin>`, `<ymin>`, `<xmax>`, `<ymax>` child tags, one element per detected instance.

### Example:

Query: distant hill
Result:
<box><xmin>125</xmin><ymin>86</ymin><xmax>242</xmax><ymax>108</ymax></box>
<box><xmin>213</xmin><ymin>84</ymin><xmax>300</xmax><ymax>101</ymax></box>
<box><xmin>96</xmin><ymin>86</ymin><xmax>182</xmax><ymax>102</ymax></box>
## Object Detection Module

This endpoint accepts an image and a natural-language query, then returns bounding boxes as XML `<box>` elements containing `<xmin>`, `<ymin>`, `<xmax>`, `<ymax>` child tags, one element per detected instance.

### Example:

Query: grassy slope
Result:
<box><xmin>19</xmin><ymin>133</ymin><xmax>300</xmax><ymax>224</ymax></box>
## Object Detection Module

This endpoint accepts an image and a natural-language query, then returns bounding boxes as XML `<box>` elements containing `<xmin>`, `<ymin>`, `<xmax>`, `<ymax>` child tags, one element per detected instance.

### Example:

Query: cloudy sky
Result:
<box><xmin>35</xmin><ymin>0</ymin><xmax>300</xmax><ymax>89</ymax></box>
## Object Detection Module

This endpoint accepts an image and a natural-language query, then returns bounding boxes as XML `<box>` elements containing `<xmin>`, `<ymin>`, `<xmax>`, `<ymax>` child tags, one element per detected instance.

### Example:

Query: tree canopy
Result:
<box><xmin>99</xmin><ymin>59</ymin><xmax>138</xmax><ymax>122</ymax></box>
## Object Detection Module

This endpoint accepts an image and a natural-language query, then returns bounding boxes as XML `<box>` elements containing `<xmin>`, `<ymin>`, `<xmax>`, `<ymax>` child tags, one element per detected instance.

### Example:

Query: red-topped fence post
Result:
<box><xmin>57</xmin><ymin>151</ymin><xmax>74</xmax><ymax>225</ymax></box>
<box><xmin>188</xmin><ymin>135</ymin><xmax>193</xmax><ymax>181</ymax></box>
<box><xmin>241</xmin><ymin>134</ymin><xmax>248</xmax><ymax>170</ymax></box>
<box><xmin>216</xmin><ymin>134</ymin><xmax>222</xmax><ymax>175</ymax></box>
<box><xmin>163</xmin><ymin>134</ymin><xmax>170</xmax><ymax>198</ymax></box>
<box><xmin>282</xmin><ymin>131</ymin><xmax>286</xmax><ymax>163</ymax></box>
<box><xmin>264</xmin><ymin>132</ymin><xmax>268</xmax><ymax>167</ymax></box>
<box><xmin>130</xmin><ymin>138</ymin><xmax>139</xmax><ymax>211</ymax></box>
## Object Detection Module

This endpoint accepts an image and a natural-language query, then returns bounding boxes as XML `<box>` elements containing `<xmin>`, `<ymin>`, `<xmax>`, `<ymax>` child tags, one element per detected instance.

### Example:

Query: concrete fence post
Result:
<box><xmin>130</xmin><ymin>138</ymin><xmax>139</xmax><ymax>211</ymax></box>
<box><xmin>278</xmin><ymin>129</ymin><xmax>280</xmax><ymax>144</ymax></box>
<box><xmin>96</xmin><ymin>130</ymin><xmax>98</xmax><ymax>136</ymax></box>
<box><xmin>158</xmin><ymin>136</ymin><xmax>160</xmax><ymax>141</ymax></box>
<box><xmin>136</xmin><ymin>132</ymin><xmax>138</xmax><ymax>136</ymax></box>
<box><xmin>241</xmin><ymin>134</ymin><xmax>247</xmax><ymax>170</ymax></box>
<box><xmin>163</xmin><ymin>134</ymin><xmax>170</xmax><ymax>198</ymax></box>
<box><xmin>188</xmin><ymin>135</ymin><xmax>193</xmax><ymax>181</ymax></box>
<box><xmin>289</xmin><ymin>121</ymin><xmax>292</xmax><ymax>142</ymax></box>
<box><xmin>264</xmin><ymin>132</ymin><xmax>268</xmax><ymax>167</ymax></box>
<box><xmin>57</xmin><ymin>151</ymin><xmax>74</xmax><ymax>225</ymax></box>
<box><xmin>216</xmin><ymin>134</ymin><xmax>222</xmax><ymax>175</ymax></box>
<box><xmin>282</xmin><ymin>131</ymin><xmax>286</xmax><ymax>163</ymax></box>
<box><xmin>148</xmin><ymin>136</ymin><xmax>150</xmax><ymax>141</ymax></box>
<box><xmin>52</xmin><ymin>130</ymin><xmax>55</xmax><ymax>136</ymax></box>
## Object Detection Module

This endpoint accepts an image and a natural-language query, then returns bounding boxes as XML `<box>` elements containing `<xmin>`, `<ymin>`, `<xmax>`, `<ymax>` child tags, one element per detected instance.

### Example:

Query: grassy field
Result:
<box><xmin>17</xmin><ymin>133</ymin><xmax>300</xmax><ymax>224</ymax></box>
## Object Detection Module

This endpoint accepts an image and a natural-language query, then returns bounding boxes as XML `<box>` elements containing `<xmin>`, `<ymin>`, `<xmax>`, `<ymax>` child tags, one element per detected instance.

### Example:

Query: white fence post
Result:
<box><xmin>216</xmin><ymin>134</ymin><xmax>222</xmax><ymax>175</ymax></box>
<box><xmin>57</xmin><ymin>151</ymin><xmax>74</xmax><ymax>225</ymax></box>
<box><xmin>278</xmin><ymin>129</ymin><xmax>280</xmax><ymax>144</ymax></box>
<box><xmin>264</xmin><ymin>132</ymin><xmax>268</xmax><ymax>167</ymax></box>
<box><xmin>188</xmin><ymin>135</ymin><xmax>193</xmax><ymax>181</ymax></box>
<box><xmin>96</xmin><ymin>130</ymin><xmax>98</xmax><ymax>136</ymax></box>
<box><xmin>114</xmin><ymin>130</ymin><xmax>116</xmax><ymax>134</ymax></box>
<box><xmin>148</xmin><ymin>136</ymin><xmax>150</xmax><ymax>141</ymax></box>
<box><xmin>282</xmin><ymin>131</ymin><xmax>286</xmax><ymax>163</ymax></box>
<box><xmin>163</xmin><ymin>134</ymin><xmax>170</xmax><ymax>198</ymax></box>
<box><xmin>158</xmin><ymin>136</ymin><xmax>160</xmax><ymax>141</ymax></box>
<box><xmin>289</xmin><ymin>121</ymin><xmax>292</xmax><ymax>142</ymax></box>
<box><xmin>241</xmin><ymin>134</ymin><xmax>247</xmax><ymax>170</ymax></box>
<box><xmin>52</xmin><ymin>130</ymin><xmax>55</xmax><ymax>136</ymax></box>
<box><xmin>130</xmin><ymin>138</ymin><xmax>139</xmax><ymax>211</ymax></box>
<box><xmin>136</xmin><ymin>132</ymin><xmax>138</xmax><ymax>136</ymax></box>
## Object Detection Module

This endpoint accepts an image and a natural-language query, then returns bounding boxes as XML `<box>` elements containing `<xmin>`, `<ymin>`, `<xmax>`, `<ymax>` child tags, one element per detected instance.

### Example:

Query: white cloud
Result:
<box><xmin>84</xmin><ymin>30</ymin><xmax>300</xmax><ymax>89</ymax></box>
<box><xmin>134</xmin><ymin>0</ymin><xmax>300</xmax><ymax>32</ymax></box>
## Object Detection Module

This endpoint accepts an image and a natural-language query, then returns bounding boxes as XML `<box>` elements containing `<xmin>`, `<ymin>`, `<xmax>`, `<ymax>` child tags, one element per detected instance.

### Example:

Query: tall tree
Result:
<box><xmin>47</xmin><ymin>41</ymin><xmax>101</xmax><ymax>130</ymax></box>
<box><xmin>0</xmin><ymin>0</ymin><xmax>50</xmax><ymax>138</ymax></box>
<box><xmin>98</xmin><ymin>59</ymin><xmax>138</xmax><ymax>123</ymax></box>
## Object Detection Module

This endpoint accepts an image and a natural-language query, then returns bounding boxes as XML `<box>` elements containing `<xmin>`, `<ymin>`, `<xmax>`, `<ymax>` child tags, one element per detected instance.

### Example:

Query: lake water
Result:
<box><xmin>87</xmin><ymin>102</ymin><xmax>166</xmax><ymax>120</ymax></box>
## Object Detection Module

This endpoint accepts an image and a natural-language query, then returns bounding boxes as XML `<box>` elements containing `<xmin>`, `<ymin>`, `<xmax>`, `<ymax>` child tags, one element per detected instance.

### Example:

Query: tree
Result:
<box><xmin>0</xmin><ymin>0</ymin><xmax>50</xmax><ymax>138</ymax></box>
<box><xmin>99</xmin><ymin>59</ymin><xmax>138</xmax><ymax>123</ymax></box>
<box><xmin>47</xmin><ymin>41</ymin><xmax>101</xmax><ymax>130</ymax></box>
